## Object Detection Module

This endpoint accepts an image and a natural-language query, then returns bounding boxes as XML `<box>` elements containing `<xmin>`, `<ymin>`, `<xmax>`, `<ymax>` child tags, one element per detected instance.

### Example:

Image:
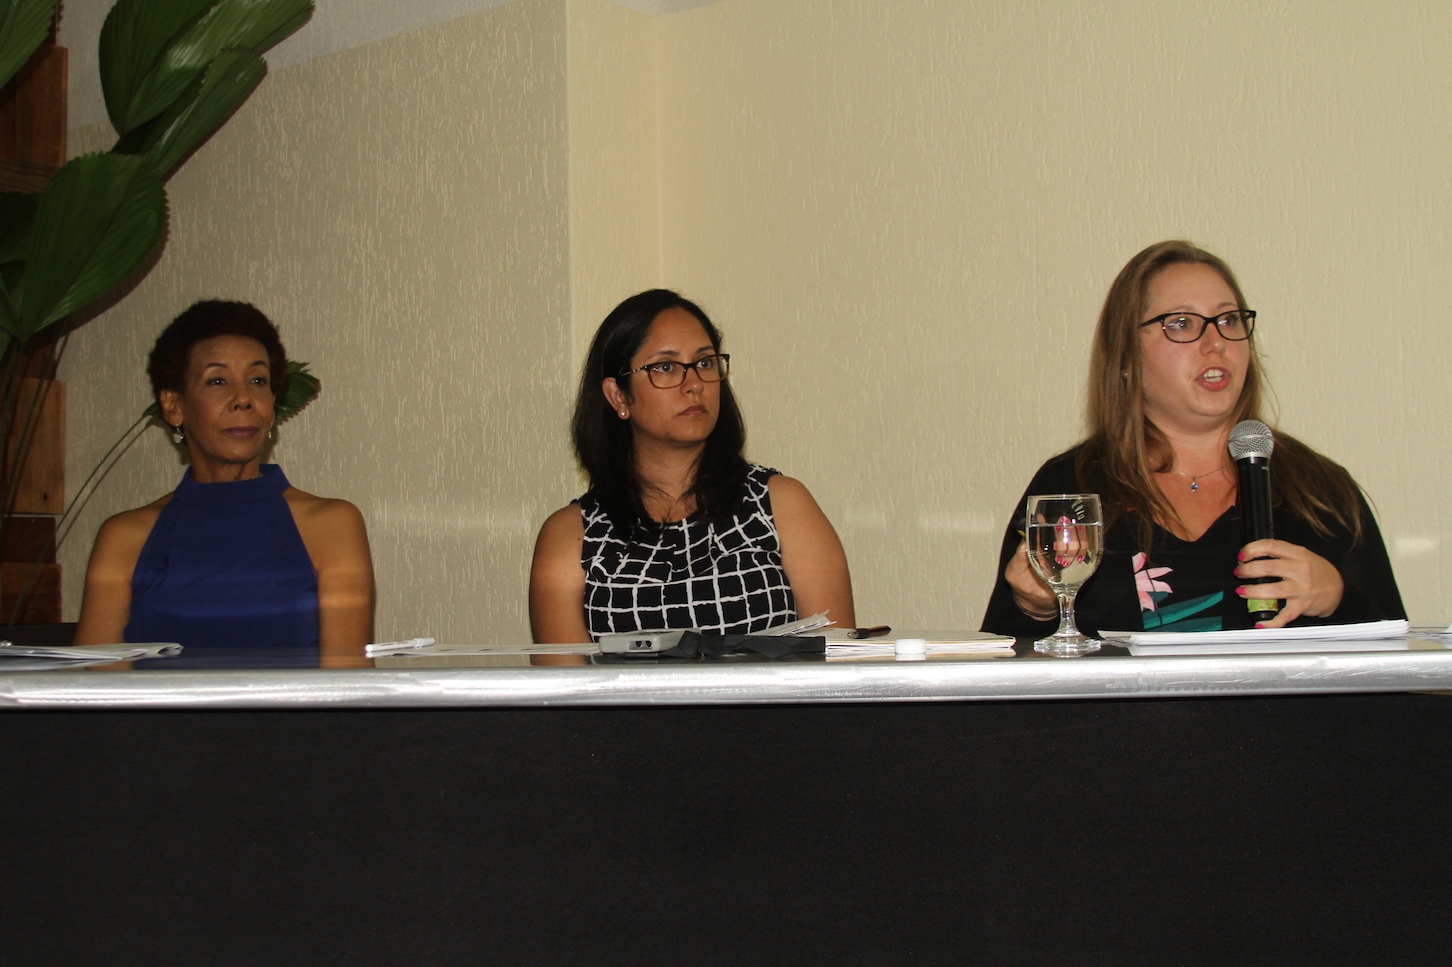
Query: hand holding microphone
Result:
<box><xmin>1229</xmin><ymin>420</ymin><xmax>1344</xmax><ymax>628</ymax></box>
<box><xmin>1234</xmin><ymin>539</ymin><xmax>1344</xmax><ymax>627</ymax></box>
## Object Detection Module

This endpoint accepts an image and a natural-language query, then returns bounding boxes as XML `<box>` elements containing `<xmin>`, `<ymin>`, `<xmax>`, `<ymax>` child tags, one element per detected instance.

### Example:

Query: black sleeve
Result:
<box><xmin>979</xmin><ymin>451</ymin><xmax>1083</xmax><ymax>637</ymax></box>
<box><xmin>1324</xmin><ymin>491</ymin><xmax>1406</xmax><ymax>623</ymax></box>
<box><xmin>1270</xmin><ymin>487</ymin><xmax>1406</xmax><ymax>626</ymax></box>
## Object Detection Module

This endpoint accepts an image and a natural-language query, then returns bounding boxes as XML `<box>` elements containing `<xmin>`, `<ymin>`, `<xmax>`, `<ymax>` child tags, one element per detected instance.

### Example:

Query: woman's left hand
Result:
<box><xmin>1234</xmin><ymin>539</ymin><xmax>1344</xmax><ymax>628</ymax></box>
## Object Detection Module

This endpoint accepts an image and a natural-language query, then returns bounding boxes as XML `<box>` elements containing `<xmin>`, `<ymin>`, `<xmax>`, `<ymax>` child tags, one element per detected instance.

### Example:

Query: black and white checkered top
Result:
<box><xmin>579</xmin><ymin>465</ymin><xmax>797</xmax><ymax>639</ymax></box>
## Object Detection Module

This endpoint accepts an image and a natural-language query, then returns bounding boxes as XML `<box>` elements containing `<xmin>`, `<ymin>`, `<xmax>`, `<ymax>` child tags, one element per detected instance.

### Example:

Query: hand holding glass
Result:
<box><xmin>1025</xmin><ymin>494</ymin><xmax>1103</xmax><ymax>657</ymax></box>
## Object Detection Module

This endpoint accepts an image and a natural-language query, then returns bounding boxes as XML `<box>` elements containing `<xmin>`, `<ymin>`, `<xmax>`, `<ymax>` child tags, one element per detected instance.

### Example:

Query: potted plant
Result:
<box><xmin>0</xmin><ymin>0</ymin><xmax>317</xmax><ymax>622</ymax></box>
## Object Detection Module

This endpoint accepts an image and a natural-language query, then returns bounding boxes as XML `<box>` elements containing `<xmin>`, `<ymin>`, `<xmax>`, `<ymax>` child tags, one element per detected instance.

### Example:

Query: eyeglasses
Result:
<box><xmin>619</xmin><ymin>353</ymin><xmax>731</xmax><ymax>389</ymax></box>
<box><xmin>1140</xmin><ymin>310</ymin><xmax>1256</xmax><ymax>343</ymax></box>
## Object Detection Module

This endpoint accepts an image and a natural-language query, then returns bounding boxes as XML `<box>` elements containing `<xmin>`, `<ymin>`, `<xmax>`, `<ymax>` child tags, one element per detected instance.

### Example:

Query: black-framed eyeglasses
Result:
<box><xmin>1140</xmin><ymin>310</ymin><xmax>1256</xmax><ymax>343</ymax></box>
<box><xmin>619</xmin><ymin>353</ymin><xmax>731</xmax><ymax>389</ymax></box>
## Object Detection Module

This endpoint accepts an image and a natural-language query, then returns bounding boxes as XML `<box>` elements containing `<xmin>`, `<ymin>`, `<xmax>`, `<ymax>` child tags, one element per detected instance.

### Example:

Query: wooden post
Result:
<box><xmin>0</xmin><ymin>40</ymin><xmax>66</xmax><ymax>166</ymax></box>
<box><xmin>0</xmin><ymin>29</ymin><xmax>67</xmax><ymax>623</ymax></box>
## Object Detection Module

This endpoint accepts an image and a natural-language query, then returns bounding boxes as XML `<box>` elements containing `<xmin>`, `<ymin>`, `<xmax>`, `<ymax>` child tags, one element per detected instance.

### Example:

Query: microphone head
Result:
<box><xmin>1229</xmin><ymin>419</ymin><xmax>1274</xmax><ymax>460</ymax></box>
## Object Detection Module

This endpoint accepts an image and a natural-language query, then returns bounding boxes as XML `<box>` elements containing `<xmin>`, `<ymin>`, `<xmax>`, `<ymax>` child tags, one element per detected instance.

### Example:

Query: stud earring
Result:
<box><xmin>171</xmin><ymin>425</ymin><xmax>184</xmax><ymax>444</ymax></box>
<box><xmin>619</xmin><ymin>410</ymin><xmax>628</xmax><ymax>419</ymax></box>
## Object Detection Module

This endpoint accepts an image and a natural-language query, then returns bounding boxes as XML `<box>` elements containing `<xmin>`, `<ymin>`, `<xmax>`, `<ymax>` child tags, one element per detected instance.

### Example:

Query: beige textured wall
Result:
<box><xmin>655</xmin><ymin>0</ymin><xmax>1450</xmax><ymax>625</ymax></box>
<box><xmin>59</xmin><ymin>0</ymin><xmax>1450</xmax><ymax>639</ymax></box>
<box><xmin>567</xmin><ymin>0</ymin><xmax>661</xmax><ymax>364</ymax></box>
<box><xmin>60</xmin><ymin>0</ymin><xmax>576</xmax><ymax>643</ymax></box>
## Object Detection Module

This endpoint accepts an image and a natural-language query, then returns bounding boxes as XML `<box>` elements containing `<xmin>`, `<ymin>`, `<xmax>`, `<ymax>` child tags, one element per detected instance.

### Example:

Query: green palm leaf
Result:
<box><xmin>206</xmin><ymin>0</ymin><xmax>314</xmax><ymax>58</ymax></box>
<box><xmin>111</xmin><ymin>67</ymin><xmax>211</xmax><ymax>159</ymax></box>
<box><xmin>0</xmin><ymin>0</ymin><xmax>56</xmax><ymax>91</ymax></box>
<box><xmin>17</xmin><ymin>153</ymin><xmax>168</xmax><ymax>338</ymax></box>
<box><xmin>146</xmin><ymin>49</ymin><xmax>267</xmax><ymax>176</ymax></box>
<box><xmin>102</xmin><ymin>0</ymin><xmax>312</xmax><ymax>135</ymax></box>
<box><xmin>100</xmin><ymin>0</ymin><xmax>214</xmax><ymax>133</ymax></box>
<box><xmin>274</xmin><ymin>359</ymin><xmax>320</xmax><ymax>423</ymax></box>
<box><xmin>0</xmin><ymin>192</ymin><xmax>38</xmax><ymax>266</ymax></box>
<box><xmin>0</xmin><ymin>276</ymin><xmax>18</xmax><ymax>339</ymax></box>
<box><xmin>0</xmin><ymin>193</ymin><xmax>38</xmax><ymax>338</ymax></box>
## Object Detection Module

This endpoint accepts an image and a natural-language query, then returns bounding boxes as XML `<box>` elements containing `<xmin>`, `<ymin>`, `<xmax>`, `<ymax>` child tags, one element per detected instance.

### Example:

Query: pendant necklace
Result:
<box><xmin>1174</xmin><ymin>466</ymin><xmax>1224</xmax><ymax>493</ymax></box>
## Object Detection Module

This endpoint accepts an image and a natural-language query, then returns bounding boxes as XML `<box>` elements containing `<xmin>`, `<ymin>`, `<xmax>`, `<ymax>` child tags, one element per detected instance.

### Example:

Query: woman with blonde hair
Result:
<box><xmin>982</xmin><ymin>241</ymin><xmax>1403</xmax><ymax>637</ymax></box>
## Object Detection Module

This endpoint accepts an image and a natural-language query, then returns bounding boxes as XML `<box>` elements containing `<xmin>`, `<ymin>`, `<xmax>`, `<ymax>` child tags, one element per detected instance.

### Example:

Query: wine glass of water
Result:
<box><xmin>1025</xmin><ymin>494</ymin><xmax>1103</xmax><ymax>657</ymax></box>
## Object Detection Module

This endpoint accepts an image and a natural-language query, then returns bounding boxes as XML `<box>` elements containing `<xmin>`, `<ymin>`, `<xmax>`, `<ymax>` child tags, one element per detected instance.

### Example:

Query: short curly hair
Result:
<box><xmin>148</xmin><ymin>300</ymin><xmax>288</xmax><ymax>408</ymax></box>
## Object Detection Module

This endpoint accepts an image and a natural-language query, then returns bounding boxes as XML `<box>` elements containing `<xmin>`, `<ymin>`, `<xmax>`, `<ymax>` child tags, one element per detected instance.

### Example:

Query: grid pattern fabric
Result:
<box><xmin>580</xmin><ymin>466</ymin><xmax>797</xmax><ymax>639</ymax></box>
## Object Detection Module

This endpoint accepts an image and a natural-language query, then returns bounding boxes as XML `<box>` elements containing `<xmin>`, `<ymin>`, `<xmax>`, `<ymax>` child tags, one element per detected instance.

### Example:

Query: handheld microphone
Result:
<box><xmin>1229</xmin><ymin>419</ymin><xmax>1278</xmax><ymax>623</ymax></box>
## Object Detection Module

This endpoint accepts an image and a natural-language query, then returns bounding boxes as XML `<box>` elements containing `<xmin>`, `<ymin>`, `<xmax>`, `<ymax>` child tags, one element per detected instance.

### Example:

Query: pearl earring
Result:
<box><xmin>619</xmin><ymin>410</ymin><xmax>628</xmax><ymax>419</ymax></box>
<box><xmin>171</xmin><ymin>425</ymin><xmax>184</xmax><ymax>444</ymax></box>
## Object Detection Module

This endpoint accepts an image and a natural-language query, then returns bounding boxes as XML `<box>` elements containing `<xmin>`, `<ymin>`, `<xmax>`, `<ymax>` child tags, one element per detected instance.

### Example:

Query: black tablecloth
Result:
<box><xmin>3</xmin><ymin>694</ymin><xmax>1449</xmax><ymax>965</ymax></box>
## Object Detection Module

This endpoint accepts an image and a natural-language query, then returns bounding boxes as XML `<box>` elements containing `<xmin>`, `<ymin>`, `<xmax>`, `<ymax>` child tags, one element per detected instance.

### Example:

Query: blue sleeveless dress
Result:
<box><xmin>125</xmin><ymin>464</ymin><xmax>319</xmax><ymax>654</ymax></box>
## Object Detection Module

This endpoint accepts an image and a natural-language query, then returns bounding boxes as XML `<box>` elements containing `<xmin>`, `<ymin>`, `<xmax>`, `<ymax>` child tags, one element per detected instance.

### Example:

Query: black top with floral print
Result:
<box><xmin>981</xmin><ymin>446</ymin><xmax>1405</xmax><ymax>639</ymax></box>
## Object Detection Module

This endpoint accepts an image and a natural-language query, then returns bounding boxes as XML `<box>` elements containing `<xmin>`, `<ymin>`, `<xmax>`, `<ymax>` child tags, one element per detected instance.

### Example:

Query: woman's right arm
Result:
<box><xmin>528</xmin><ymin>505</ymin><xmax>591</xmax><ymax>645</ymax></box>
<box><xmin>73</xmin><ymin>508</ymin><xmax>158</xmax><ymax>646</ymax></box>
<box><xmin>1003</xmin><ymin>538</ymin><xmax>1058</xmax><ymax>618</ymax></box>
<box><xmin>980</xmin><ymin>453</ymin><xmax>1080</xmax><ymax>635</ymax></box>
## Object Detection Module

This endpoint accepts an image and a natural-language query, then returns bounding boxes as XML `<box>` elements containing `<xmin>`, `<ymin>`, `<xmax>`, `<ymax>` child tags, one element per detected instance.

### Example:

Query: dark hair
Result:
<box><xmin>1079</xmin><ymin>240</ymin><xmax>1362</xmax><ymax>544</ymax></box>
<box><xmin>572</xmin><ymin>289</ymin><xmax>748</xmax><ymax>528</ymax></box>
<box><xmin>148</xmin><ymin>300</ymin><xmax>288</xmax><ymax>408</ymax></box>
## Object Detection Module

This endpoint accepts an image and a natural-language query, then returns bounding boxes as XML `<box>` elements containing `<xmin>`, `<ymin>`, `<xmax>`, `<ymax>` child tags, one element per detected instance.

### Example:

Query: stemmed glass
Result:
<box><xmin>1025</xmin><ymin>494</ymin><xmax>1103</xmax><ymax>657</ymax></box>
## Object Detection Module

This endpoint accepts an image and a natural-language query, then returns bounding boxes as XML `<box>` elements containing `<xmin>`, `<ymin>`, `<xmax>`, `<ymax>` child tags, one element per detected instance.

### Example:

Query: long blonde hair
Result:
<box><xmin>1078</xmin><ymin>240</ymin><xmax>1362</xmax><ymax>546</ymax></box>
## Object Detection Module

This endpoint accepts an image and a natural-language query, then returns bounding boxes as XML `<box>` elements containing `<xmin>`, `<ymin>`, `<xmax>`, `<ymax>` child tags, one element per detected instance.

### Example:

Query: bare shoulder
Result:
<box><xmin>533</xmin><ymin>503</ymin><xmax>586</xmax><ymax>566</ymax></box>
<box><xmin>539</xmin><ymin>503</ymin><xmax>586</xmax><ymax>542</ymax></box>
<box><xmin>766</xmin><ymin>474</ymin><xmax>821</xmax><ymax>513</ymax></box>
<box><xmin>767</xmin><ymin>473</ymin><xmax>845</xmax><ymax>546</ymax></box>
<box><xmin>283</xmin><ymin>489</ymin><xmax>371</xmax><ymax>582</ymax></box>
<box><xmin>94</xmin><ymin>494</ymin><xmax>172</xmax><ymax>555</ymax></box>
<box><xmin>767</xmin><ymin>473</ymin><xmax>840</xmax><ymax>539</ymax></box>
<box><xmin>283</xmin><ymin>488</ymin><xmax>366</xmax><ymax>533</ymax></box>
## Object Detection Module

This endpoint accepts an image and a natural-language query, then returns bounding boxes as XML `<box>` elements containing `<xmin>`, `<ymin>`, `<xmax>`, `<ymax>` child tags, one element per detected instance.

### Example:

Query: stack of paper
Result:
<box><xmin>759</xmin><ymin>612</ymin><xmax>834</xmax><ymax>636</ymax></box>
<box><xmin>824</xmin><ymin>631</ymin><xmax>1014</xmax><ymax>661</ymax></box>
<box><xmin>1103</xmin><ymin>619</ymin><xmax>1412</xmax><ymax>656</ymax></box>
<box><xmin>0</xmin><ymin>642</ymin><xmax>182</xmax><ymax>670</ymax></box>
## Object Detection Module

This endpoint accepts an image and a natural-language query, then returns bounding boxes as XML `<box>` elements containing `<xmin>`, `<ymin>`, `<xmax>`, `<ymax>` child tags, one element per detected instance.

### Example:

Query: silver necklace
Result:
<box><xmin>1173</xmin><ymin>466</ymin><xmax>1224</xmax><ymax>493</ymax></box>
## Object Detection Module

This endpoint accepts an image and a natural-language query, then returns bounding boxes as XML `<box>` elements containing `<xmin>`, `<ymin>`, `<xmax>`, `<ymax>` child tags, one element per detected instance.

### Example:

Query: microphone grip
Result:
<box><xmin>1236</xmin><ymin>456</ymin><xmax>1279</xmax><ymax>622</ymax></box>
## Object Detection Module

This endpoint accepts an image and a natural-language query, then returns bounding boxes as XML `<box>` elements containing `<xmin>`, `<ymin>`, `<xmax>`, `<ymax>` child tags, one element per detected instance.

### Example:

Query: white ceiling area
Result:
<box><xmin>57</xmin><ymin>0</ymin><xmax>730</xmax><ymax>130</ymax></box>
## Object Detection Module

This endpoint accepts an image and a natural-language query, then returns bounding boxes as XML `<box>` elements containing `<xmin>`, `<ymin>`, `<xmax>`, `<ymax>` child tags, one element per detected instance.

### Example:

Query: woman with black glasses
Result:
<box><xmin>982</xmin><ymin>240</ymin><xmax>1403</xmax><ymax>638</ymax></box>
<box><xmin>530</xmin><ymin>289</ymin><xmax>855</xmax><ymax>643</ymax></box>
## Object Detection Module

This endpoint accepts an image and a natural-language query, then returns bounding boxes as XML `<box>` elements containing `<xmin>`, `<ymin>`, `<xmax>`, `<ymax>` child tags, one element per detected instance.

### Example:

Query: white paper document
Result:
<box><xmin>1104</xmin><ymin>619</ymin><xmax>1412</xmax><ymax>656</ymax></box>
<box><xmin>0</xmin><ymin>642</ymin><xmax>182</xmax><ymax>670</ymax></box>
<box><xmin>759</xmin><ymin>612</ymin><xmax>834</xmax><ymax>636</ymax></box>
<box><xmin>824</xmin><ymin>631</ymin><xmax>1014</xmax><ymax>660</ymax></box>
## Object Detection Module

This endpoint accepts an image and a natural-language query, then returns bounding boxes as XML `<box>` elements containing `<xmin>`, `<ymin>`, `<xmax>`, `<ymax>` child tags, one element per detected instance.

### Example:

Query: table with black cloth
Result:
<box><xmin>3</xmin><ymin>633</ymin><xmax>1451</xmax><ymax>966</ymax></box>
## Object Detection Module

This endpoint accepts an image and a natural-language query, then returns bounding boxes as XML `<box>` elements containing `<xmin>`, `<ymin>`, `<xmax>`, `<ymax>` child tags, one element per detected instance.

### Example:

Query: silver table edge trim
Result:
<box><xmin>4</xmin><ymin>650</ymin><xmax>1451</xmax><ymax>709</ymax></box>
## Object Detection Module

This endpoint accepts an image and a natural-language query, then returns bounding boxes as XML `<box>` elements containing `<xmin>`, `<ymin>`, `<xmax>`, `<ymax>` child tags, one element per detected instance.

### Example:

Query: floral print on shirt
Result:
<box><xmin>1134</xmin><ymin>552</ymin><xmax>1223</xmax><ymax>632</ymax></box>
